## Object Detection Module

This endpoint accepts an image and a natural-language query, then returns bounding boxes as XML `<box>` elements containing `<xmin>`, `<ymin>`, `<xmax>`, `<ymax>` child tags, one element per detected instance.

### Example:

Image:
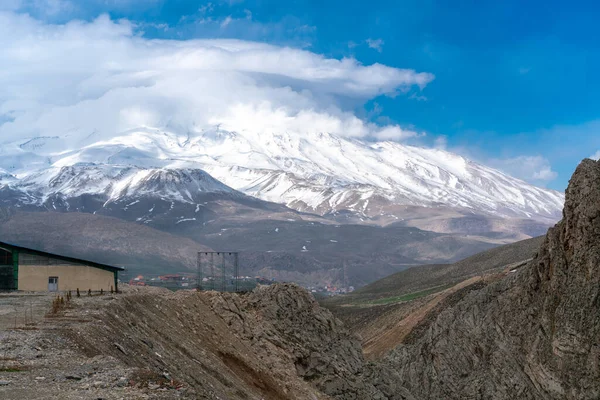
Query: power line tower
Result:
<box><xmin>197</xmin><ymin>252</ymin><xmax>240</xmax><ymax>292</ymax></box>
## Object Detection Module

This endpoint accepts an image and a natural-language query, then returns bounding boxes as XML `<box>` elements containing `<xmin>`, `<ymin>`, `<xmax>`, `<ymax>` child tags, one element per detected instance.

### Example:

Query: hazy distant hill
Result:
<box><xmin>0</xmin><ymin>209</ymin><xmax>210</xmax><ymax>276</ymax></box>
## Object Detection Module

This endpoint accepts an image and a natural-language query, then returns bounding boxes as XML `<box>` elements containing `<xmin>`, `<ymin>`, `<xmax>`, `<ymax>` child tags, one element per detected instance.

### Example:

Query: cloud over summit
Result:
<box><xmin>0</xmin><ymin>12</ymin><xmax>434</xmax><ymax>144</ymax></box>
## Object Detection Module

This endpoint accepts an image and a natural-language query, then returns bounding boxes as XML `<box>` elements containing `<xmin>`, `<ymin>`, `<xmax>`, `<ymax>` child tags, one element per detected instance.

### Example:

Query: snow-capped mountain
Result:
<box><xmin>16</xmin><ymin>165</ymin><xmax>235</xmax><ymax>204</ymax></box>
<box><xmin>0</xmin><ymin>163</ymin><xmax>300</xmax><ymax>229</ymax></box>
<box><xmin>0</xmin><ymin>128</ymin><xmax>564</xmax><ymax>224</ymax></box>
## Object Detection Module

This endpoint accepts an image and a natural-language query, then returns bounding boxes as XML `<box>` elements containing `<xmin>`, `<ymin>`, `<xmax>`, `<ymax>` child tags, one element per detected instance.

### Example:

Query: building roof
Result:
<box><xmin>0</xmin><ymin>240</ymin><xmax>125</xmax><ymax>272</ymax></box>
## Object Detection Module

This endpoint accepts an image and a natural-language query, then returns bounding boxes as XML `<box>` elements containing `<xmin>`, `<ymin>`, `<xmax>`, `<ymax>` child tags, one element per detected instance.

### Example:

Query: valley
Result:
<box><xmin>322</xmin><ymin>236</ymin><xmax>543</xmax><ymax>359</ymax></box>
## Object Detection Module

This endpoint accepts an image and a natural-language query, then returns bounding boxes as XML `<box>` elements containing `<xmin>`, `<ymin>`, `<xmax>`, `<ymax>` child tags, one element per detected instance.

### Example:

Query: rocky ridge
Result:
<box><xmin>64</xmin><ymin>284</ymin><xmax>381</xmax><ymax>399</ymax></box>
<box><xmin>371</xmin><ymin>158</ymin><xmax>600</xmax><ymax>399</ymax></box>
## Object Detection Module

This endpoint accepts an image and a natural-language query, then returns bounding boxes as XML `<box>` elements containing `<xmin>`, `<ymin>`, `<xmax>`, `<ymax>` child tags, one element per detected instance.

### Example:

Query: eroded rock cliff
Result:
<box><xmin>376</xmin><ymin>159</ymin><xmax>600</xmax><ymax>399</ymax></box>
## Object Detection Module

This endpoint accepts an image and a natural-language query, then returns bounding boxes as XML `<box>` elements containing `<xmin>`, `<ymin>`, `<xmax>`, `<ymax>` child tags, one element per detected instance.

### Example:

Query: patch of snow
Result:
<box><xmin>176</xmin><ymin>218</ymin><xmax>197</xmax><ymax>224</ymax></box>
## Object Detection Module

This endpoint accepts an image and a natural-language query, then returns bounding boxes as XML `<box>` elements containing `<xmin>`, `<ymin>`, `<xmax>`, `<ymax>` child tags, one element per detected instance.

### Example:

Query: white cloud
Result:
<box><xmin>366</xmin><ymin>38</ymin><xmax>384</xmax><ymax>52</ymax></box>
<box><xmin>220</xmin><ymin>15</ymin><xmax>233</xmax><ymax>28</ymax></box>
<box><xmin>434</xmin><ymin>135</ymin><xmax>448</xmax><ymax>149</ymax></box>
<box><xmin>532</xmin><ymin>166</ymin><xmax>557</xmax><ymax>181</ymax></box>
<box><xmin>0</xmin><ymin>12</ymin><xmax>434</xmax><ymax>144</ymax></box>
<box><xmin>409</xmin><ymin>93</ymin><xmax>427</xmax><ymax>101</ymax></box>
<box><xmin>37</xmin><ymin>0</ymin><xmax>72</xmax><ymax>15</ymax></box>
<box><xmin>490</xmin><ymin>156</ymin><xmax>558</xmax><ymax>184</ymax></box>
<box><xmin>198</xmin><ymin>3</ymin><xmax>214</xmax><ymax>14</ymax></box>
<box><xmin>591</xmin><ymin>151</ymin><xmax>600</xmax><ymax>161</ymax></box>
<box><xmin>373</xmin><ymin>126</ymin><xmax>422</xmax><ymax>141</ymax></box>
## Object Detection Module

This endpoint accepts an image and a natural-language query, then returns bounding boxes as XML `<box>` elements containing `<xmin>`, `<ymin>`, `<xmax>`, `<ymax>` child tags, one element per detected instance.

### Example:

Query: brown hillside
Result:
<box><xmin>0</xmin><ymin>210</ymin><xmax>210</xmax><ymax>274</ymax></box>
<box><xmin>369</xmin><ymin>158</ymin><xmax>600</xmax><ymax>399</ymax></box>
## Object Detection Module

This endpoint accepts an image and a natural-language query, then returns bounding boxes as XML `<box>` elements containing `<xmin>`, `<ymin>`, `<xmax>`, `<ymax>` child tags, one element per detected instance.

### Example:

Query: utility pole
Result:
<box><xmin>210</xmin><ymin>252</ymin><xmax>215</xmax><ymax>291</ymax></box>
<box><xmin>343</xmin><ymin>258</ymin><xmax>349</xmax><ymax>289</ymax></box>
<box><xmin>197</xmin><ymin>252</ymin><xmax>203</xmax><ymax>291</ymax></box>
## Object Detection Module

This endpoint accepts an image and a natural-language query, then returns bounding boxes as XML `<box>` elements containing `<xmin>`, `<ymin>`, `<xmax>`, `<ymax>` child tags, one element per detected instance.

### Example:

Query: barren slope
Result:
<box><xmin>321</xmin><ymin>235</ymin><xmax>543</xmax><ymax>340</ymax></box>
<box><xmin>3</xmin><ymin>156</ymin><xmax>597</xmax><ymax>400</ymax></box>
<box><xmin>348</xmin><ymin>235</ymin><xmax>543</xmax><ymax>301</ymax></box>
<box><xmin>0</xmin><ymin>209</ymin><xmax>211</xmax><ymax>274</ymax></box>
<box><xmin>368</xmin><ymin>159</ymin><xmax>600</xmax><ymax>399</ymax></box>
<box><xmin>1</xmin><ymin>284</ymin><xmax>386</xmax><ymax>400</ymax></box>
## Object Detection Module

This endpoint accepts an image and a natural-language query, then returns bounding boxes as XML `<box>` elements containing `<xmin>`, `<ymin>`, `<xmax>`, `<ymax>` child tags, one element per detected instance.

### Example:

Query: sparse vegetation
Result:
<box><xmin>367</xmin><ymin>284</ymin><xmax>455</xmax><ymax>305</ymax></box>
<box><xmin>0</xmin><ymin>366</ymin><xmax>27</xmax><ymax>372</ymax></box>
<box><xmin>322</xmin><ymin>236</ymin><xmax>543</xmax><ymax>309</ymax></box>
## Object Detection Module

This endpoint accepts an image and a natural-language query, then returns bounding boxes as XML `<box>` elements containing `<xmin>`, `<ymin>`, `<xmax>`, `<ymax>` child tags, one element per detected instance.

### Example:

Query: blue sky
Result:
<box><xmin>4</xmin><ymin>0</ymin><xmax>600</xmax><ymax>190</ymax></box>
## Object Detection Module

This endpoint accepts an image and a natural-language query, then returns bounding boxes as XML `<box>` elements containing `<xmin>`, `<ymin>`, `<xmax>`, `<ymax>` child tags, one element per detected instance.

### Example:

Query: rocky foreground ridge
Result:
<box><xmin>77</xmin><ymin>284</ymin><xmax>384</xmax><ymax>399</ymax></box>
<box><xmin>0</xmin><ymin>283</ymin><xmax>381</xmax><ymax>399</ymax></box>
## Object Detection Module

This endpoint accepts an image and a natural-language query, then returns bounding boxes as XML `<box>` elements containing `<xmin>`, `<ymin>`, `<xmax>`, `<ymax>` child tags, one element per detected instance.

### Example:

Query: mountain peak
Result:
<box><xmin>531</xmin><ymin>157</ymin><xmax>600</xmax><ymax>290</ymax></box>
<box><xmin>9</xmin><ymin>164</ymin><xmax>236</xmax><ymax>205</ymax></box>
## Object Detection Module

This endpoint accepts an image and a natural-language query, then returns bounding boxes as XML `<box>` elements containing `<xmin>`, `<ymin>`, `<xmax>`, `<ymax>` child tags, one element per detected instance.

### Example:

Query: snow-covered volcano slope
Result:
<box><xmin>0</xmin><ymin>128</ymin><xmax>564</xmax><ymax>223</ymax></box>
<box><xmin>15</xmin><ymin>164</ymin><xmax>236</xmax><ymax>204</ymax></box>
<box><xmin>0</xmin><ymin>163</ymin><xmax>308</xmax><ymax>232</ymax></box>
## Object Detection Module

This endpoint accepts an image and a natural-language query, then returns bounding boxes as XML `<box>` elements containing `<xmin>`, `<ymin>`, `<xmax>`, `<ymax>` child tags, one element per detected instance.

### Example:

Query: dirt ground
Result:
<box><xmin>0</xmin><ymin>284</ymin><xmax>367</xmax><ymax>400</ymax></box>
<box><xmin>0</xmin><ymin>290</ymin><xmax>196</xmax><ymax>399</ymax></box>
<box><xmin>0</xmin><ymin>293</ymin><xmax>54</xmax><ymax>331</ymax></box>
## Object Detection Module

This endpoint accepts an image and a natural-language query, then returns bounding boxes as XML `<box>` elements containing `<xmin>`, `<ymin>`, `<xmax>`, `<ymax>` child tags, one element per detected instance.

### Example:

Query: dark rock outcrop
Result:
<box><xmin>376</xmin><ymin>159</ymin><xmax>600</xmax><ymax>399</ymax></box>
<box><xmin>211</xmin><ymin>283</ymin><xmax>386</xmax><ymax>399</ymax></box>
